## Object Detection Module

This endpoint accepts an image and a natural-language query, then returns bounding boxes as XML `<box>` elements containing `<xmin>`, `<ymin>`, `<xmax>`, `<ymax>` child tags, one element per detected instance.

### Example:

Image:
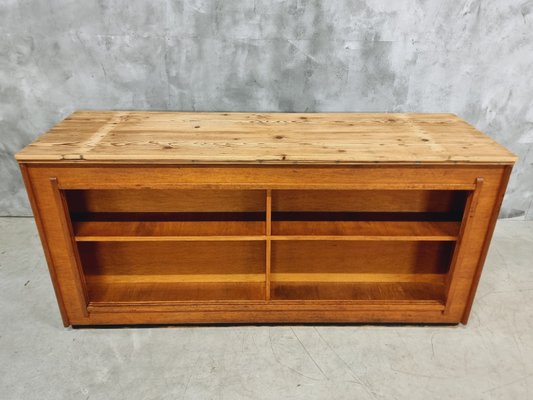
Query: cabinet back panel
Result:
<box><xmin>78</xmin><ymin>241</ymin><xmax>265</xmax><ymax>276</ymax></box>
<box><xmin>272</xmin><ymin>190</ymin><xmax>467</xmax><ymax>213</ymax></box>
<box><xmin>66</xmin><ymin>189</ymin><xmax>266</xmax><ymax>213</ymax></box>
<box><xmin>88</xmin><ymin>282</ymin><xmax>265</xmax><ymax>303</ymax></box>
<box><xmin>271</xmin><ymin>241</ymin><xmax>454</xmax><ymax>274</ymax></box>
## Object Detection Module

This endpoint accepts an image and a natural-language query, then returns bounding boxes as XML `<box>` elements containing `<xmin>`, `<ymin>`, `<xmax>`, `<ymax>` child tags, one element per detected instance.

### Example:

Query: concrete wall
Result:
<box><xmin>1</xmin><ymin>1</ymin><xmax>532</xmax><ymax>218</ymax></box>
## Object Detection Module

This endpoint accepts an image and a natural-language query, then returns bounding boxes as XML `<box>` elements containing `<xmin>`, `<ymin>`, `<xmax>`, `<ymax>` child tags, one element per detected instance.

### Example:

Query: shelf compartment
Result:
<box><xmin>67</xmin><ymin>188</ymin><xmax>267</xmax><ymax>240</ymax></box>
<box><xmin>272</xmin><ymin>189</ymin><xmax>467</xmax><ymax>213</ymax></box>
<box><xmin>88</xmin><ymin>281</ymin><xmax>265</xmax><ymax>303</ymax></box>
<box><xmin>270</xmin><ymin>240</ymin><xmax>452</xmax><ymax>302</ymax></box>
<box><xmin>272</xmin><ymin>241</ymin><xmax>454</xmax><ymax>275</ymax></box>
<box><xmin>271</xmin><ymin>221</ymin><xmax>459</xmax><ymax>240</ymax></box>
<box><xmin>271</xmin><ymin>282</ymin><xmax>445</xmax><ymax>303</ymax></box>
<box><xmin>66</xmin><ymin>189</ymin><xmax>266</xmax><ymax>213</ymax></box>
<box><xmin>78</xmin><ymin>241</ymin><xmax>266</xmax><ymax>303</ymax></box>
<box><xmin>79</xmin><ymin>241</ymin><xmax>265</xmax><ymax>276</ymax></box>
<box><xmin>74</xmin><ymin>219</ymin><xmax>265</xmax><ymax>241</ymax></box>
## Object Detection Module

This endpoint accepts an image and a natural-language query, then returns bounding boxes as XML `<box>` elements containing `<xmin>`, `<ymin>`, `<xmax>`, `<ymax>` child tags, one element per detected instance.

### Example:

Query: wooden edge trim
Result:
<box><xmin>49</xmin><ymin>177</ymin><xmax>90</xmax><ymax>317</ymax></box>
<box><xmin>86</xmin><ymin>301</ymin><xmax>446</xmax><ymax>314</ymax></box>
<box><xmin>265</xmin><ymin>189</ymin><xmax>272</xmax><ymax>301</ymax></box>
<box><xmin>461</xmin><ymin>166</ymin><xmax>514</xmax><ymax>323</ymax></box>
<box><xmin>14</xmin><ymin>156</ymin><xmax>518</xmax><ymax>164</ymax></box>
<box><xmin>443</xmin><ymin>177</ymin><xmax>484</xmax><ymax>315</ymax></box>
<box><xmin>40</xmin><ymin>182</ymin><xmax>479</xmax><ymax>191</ymax></box>
<box><xmin>19</xmin><ymin>164</ymin><xmax>71</xmax><ymax>327</ymax></box>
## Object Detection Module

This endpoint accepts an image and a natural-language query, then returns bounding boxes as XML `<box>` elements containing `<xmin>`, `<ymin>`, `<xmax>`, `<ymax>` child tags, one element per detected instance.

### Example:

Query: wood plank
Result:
<box><xmin>88</xmin><ymin>281</ymin><xmax>265</xmax><ymax>303</ymax></box>
<box><xmin>86</xmin><ymin>274</ymin><xmax>265</xmax><ymax>284</ymax></box>
<box><xmin>444</xmin><ymin>178</ymin><xmax>484</xmax><ymax>314</ymax></box>
<box><xmin>271</xmin><ymin>282</ymin><xmax>445</xmax><ymax>302</ymax></box>
<box><xmin>16</xmin><ymin>112</ymin><xmax>517</xmax><ymax>164</ymax></box>
<box><xmin>73</xmin><ymin>220</ymin><xmax>265</xmax><ymax>238</ymax></box>
<box><xmin>80</xmin><ymin>308</ymin><xmax>450</xmax><ymax>324</ymax></box>
<box><xmin>272</xmin><ymin>189</ymin><xmax>467</xmax><ymax>212</ymax></box>
<box><xmin>460</xmin><ymin>168</ymin><xmax>512</xmax><ymax>323</ymax></box>
<box><xmin>271</xmin><ymin>273</ymin><xmax>445</xmax><ymax>284</ymax></box>
<box><xmin>66</xmin><ymin>189</ymin><xmax>266</xmax><ymax>213</ymax></box>
<box><xmin>50</xmin><ymin>178</ymin><xmax>89</xmax><ymax>317</ymax></box>
<box><xmin>76</xmin><ymin>235</ymin><xmax>266</xmax><ymax>242</ymax></box>
<box><xmin>271</xmin><ymin>235</ymin><xmax>457</xmax><ymax>241</ymax></box>
<box><xmin>271</xmin><ymin>241</ymin><xmax>455</xmax><ymax>274</ymax></box>
<box><xmin>27</xmin><ymin>165</ymin><xmax>493</xmax><ymax>191</ymax></box>
<box><xmin>271</xmin><ymin>221</ymin><xmax>460</xmax><ymax>240</ymax></box>
<box><xmin>19</xmin><ymin>165</ymin><xmax>70</xmax><ymax>326</ymax></box>
<box><xmin>265</xmin><ymin>189</ymin><xmax>272</xmax><ymax>301</ymax></box>
<box><xmin>78</xmin><ymin>241</ymin><xmax>265</xmax><ymax>276</ymax></box>
<box><xmin>81</xmin><ymin>308</ymin><xmax>450</xmax><ymax>324</ymax></box>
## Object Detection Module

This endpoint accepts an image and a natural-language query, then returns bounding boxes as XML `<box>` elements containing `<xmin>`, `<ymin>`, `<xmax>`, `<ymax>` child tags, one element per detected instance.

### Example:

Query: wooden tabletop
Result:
<box><xmin>16</xmin><ymin>111</ymin><xmax>517</xmax><ymax>164</ymax></box>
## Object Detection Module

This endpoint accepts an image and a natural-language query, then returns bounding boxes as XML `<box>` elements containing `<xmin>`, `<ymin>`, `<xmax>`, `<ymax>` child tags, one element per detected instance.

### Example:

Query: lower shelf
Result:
<box><xmin>85</xmin><ymin>277</ymin><xmax>445</xmax><ymax>306</ymax></box>
<box><xmin>271</xmin><ymin>220</ymin><xmax>460</xmax><ymax>240</ymax></box>
<box><xmin>271</xmin><ymin>273</ymin><xmax>445</xmax><ymax>284</ymax></box>
<box><xmin>270</xmin><ymin>281</ymin><xmax>446</xmax><ymax>303</ymax></box>
<box><xmin>87</xmin><ymin>281</ymin><xmax>266</xmax><ymax>303</ymax></box>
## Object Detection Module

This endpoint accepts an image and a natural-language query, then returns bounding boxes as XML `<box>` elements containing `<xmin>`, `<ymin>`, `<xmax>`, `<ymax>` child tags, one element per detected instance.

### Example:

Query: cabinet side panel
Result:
<box><xmin>443</xmin><ymin>166</ymin><xmax>511</xmax><ymax>322</ymax></box>
<box><xmin>461</xmin><ymin>165</ymin><xmax>513</xmax><ymax>323</ymax></box>
<box><xmin>19</xmin><ymin>164</ymin><xmax>70</xmax><ymax>326</ymax></box>
<box><xmin>25</xmin><ymin>165</ymin><xmax>90</xmax><ymax>325</ymax></box>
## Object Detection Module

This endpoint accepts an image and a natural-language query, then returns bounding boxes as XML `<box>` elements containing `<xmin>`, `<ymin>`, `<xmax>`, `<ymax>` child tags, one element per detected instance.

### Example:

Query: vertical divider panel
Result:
<box><xmin>49</xmin><ymin>178</ymin><xmax>89</xmax><ymax>317</ymax></box>
<box><xmin>443</xmin><ymin>178</ymin><xmax>484</xmax><ymax>314</ymax></box>
<box><xmin>265</xmin><ymin>189</ymin><xmax>272</xmax><ymax>301</ymax></box>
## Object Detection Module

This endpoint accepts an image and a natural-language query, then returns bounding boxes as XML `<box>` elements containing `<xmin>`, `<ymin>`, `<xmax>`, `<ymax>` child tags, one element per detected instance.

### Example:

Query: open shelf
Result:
<box><xmin>66</xmin><ymin>189</ymin><xmax>266</xmax><ymax>213</ymax></box>
<box><xmin>271</xmin><ymin>282</ymin><xmax>445</xmax><ymax>304</ymax></box>
<box><xmin>86</xmin><ymin>273</ymin><xmax>265</xmax><ymax>284</ymax></box>
<box><xmin>271</xmin><ymin>220</ymin><xmax>459</xmax><ymax>240</ymax></box>
<box><xmin>73</xmin><ymin>213</ymin><xmax>265</xmax><ymax>241</ymax></box>
<box><xmin>88</xmin><ymin>281</ymin><xmax>265</xmax><ymax>303</ymax></box>
<box><xmin>271</xmin><ymin>241</ymin><xmax>454</xmax><ymax>274</ymax></box>
<box><xmin>78</xmin><ymin>240</ymin><xmax>266</xmax><ymax>304</ymax></box>
<box><xmin>63</xmin><ymin>187</ymin><xmax>467</xmax><ymax>306</ymax></box>
<box><xmin>270</xmin><ymin>273</ymin><xmax>445</xmax><ymax>283</ymax></box>
<box><xmin>270</xmin><ymin>190</ymin><xmax>466</xmax><ymax>242</ymax></box>
<box><xmin>270</xmin><ymin>240</ymin><xmax>454</xmax><ymax>302</ymax></box>
<box><xmin>67</xmin><ymin>189</ymin><xmax>267</xmax><ymax>241</ymax></box>
<box><xmin>271</xmin><ymin>189</ymin><xmax>468</xmax><ymax>213</ymax></box>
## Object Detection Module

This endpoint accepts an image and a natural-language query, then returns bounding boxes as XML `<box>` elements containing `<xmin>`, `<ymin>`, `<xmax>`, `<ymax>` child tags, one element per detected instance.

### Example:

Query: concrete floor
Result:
<box><xmin>0</xmin><ymin>218</ymin><xmax>532</xmax><ymax>400</ymax></box>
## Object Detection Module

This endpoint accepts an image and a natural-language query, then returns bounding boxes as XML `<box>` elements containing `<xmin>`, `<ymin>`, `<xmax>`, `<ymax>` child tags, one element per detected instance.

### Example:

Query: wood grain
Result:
<box><xmin>67</xmin><ymin>189</ymin><xmax>265</xmax><ymax>213</ymax></box>
<box><xmin>271</xmin><ymin>241</ymin><xmax>455</xmax><ymax>274</ymax></box>
<box><xmin>73</xmin><ymin>220</ymin><xmax>265</xmax><ymax>239</ymax></box>
<box><xmin>271</xmin><ymin>282</ymin><xmax>446</xmax><ymax>303</ymax></box>
<box><xmin>271</xmin><ymin>221</ymin><xmax>460</xmax><ymax>240</ymax></box>
<box><xmin>16</xmin><ymin>112</ymin><xmax>517</xmax><ymax>164</ymax></box>
<box><xmin>16</xmin><ymin>112</ymin><xmax>515</xmax><ymax>325</ymax></box>
<box><xmin>272</xmin><ymin>189</ymin><xmax>467</xmax><ymax>212</ymax></box>
<box><xmin>270</xmin><ymin>273</ymin><xmax>445</xmax><ymax>284</ymax></box>
<box><xmin>88</xmin><ymin>281</ymin><xmax>265</xmax><ymax>303</ymax></box>
<box><xmin>78</xmin><ymin>241</ymin><xmax>266</xmax><ymax>276</ymax></box>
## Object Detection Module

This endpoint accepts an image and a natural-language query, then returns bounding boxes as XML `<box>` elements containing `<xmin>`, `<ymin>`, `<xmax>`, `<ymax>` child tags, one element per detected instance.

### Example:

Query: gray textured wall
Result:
<box><xmin>1</xmin><ymin>1</ymin><xmax>532</xmax><ymax>218</ymax></box>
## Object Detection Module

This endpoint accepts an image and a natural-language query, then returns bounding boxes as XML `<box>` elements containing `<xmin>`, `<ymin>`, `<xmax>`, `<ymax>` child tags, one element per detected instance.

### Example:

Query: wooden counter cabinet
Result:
<box><xmin>16</xmin><ymin>112</ymin><xmax>516</xmax><ymax>326</ymax></box>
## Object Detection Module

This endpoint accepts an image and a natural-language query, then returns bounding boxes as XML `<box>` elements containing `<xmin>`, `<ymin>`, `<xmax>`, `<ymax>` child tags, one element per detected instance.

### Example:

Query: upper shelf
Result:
<box><xmin>16</xmin><ymin>111</ymin><xmax>517</xmax><ymax>164</ymax></box>
<box><xmin>271</xmin><ymin>221</ymin><xmax>460</xmax><ymax>241</ymax></box>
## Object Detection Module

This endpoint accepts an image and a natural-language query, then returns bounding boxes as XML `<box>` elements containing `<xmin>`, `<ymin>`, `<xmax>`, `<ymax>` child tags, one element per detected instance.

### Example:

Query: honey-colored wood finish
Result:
<box><xmin>16</xmin><ymin>112</ymin><xmax>516</xmax><ymax>326</ymax></box>
<box><xmin>16</xmin><ymin>112</ymin><xmax>516</xmax><ymax>163</ymax></box>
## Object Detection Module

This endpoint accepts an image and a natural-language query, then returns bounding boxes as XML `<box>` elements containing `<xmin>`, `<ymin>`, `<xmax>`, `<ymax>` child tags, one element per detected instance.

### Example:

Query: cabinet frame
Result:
<box><xmin>20</xmin><ymin>163</ymin><xmax>512</xmax><ymax>326</ymax></box>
